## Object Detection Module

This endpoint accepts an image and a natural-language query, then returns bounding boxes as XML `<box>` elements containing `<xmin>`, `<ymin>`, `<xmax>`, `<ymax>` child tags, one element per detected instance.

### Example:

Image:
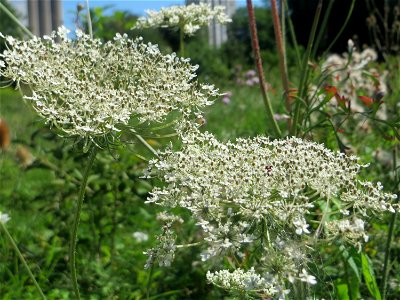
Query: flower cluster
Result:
<box><xmin>146</xmin><ymin>131</ymin><xmax>397</xmax><ymax>294</ymax></box>
<box><xmin>133</xmin><ymin>3</ymin><xmax>231</xmax><ymax>36</ymax></box>
<box><xmin>320</xmin><ymin>46</ymin><xmax>387</xmax><ymax>116</ymax></box>
<box><xmin>206</xmin><ymin>268</ymin><xmax>281</xmax><ymax>298</ymax></box>
<box><xmin>0</xmin><ymin>27</ymin><xmax>218</xmax><ymax>139</ymax></box>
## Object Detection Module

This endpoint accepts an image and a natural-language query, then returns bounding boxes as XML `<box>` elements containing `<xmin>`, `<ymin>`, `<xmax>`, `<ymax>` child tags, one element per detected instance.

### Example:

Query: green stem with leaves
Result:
<box><xmin>69</xmin><ymin>146</ymin><xmax>98</xmax><ymax>300</ymax></box>
<box><xmin>290</xmin><ymin>0</ymin><xmax>323</xmax><ymax>136</ymax></box>
<box><xmin>0</xmin><ymin>222</ymin><xmax>46</xmax><ymax>299</ymax></box>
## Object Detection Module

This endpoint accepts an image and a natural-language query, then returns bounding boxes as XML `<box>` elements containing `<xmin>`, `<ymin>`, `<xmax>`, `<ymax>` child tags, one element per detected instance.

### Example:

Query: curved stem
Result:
<box><xmin>69</xmin><ymin>146</ymin><xmax>97</xmax><ymax>300</ymax></box>
<box><xmin>0</xmin><ymin>2</ymin><xmax>34</xmax><ymax>38</ymax></box>
<box><xmin>133</xmin><ymin>133</ymin><xmax>160</xmax><ymax>158</ymax></box>
<box><xmin>246</xmin><ymin>0</ymin><xmax>282</xmax><ymax>138</ymax></box>
<box><xmin>322</xmin><ymin>0</ymin><xmax>356</xmax><ymax>57</ymax></box>
<box><xmin>0</xmin><ymin>222</ymin><xmax>46</xmax><ymax>299</ymax></box>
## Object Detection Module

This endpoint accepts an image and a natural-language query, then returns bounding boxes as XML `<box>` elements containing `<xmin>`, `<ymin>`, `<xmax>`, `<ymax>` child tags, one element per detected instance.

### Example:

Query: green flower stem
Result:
<box><xmin>0</xmin><ymin>2</ymin><xmax>34</xmax><ymax>38</ymax></box>
<box><xmin>133</xmin><ymin>133</ymin><xmax>160</xmax><ymax>158</ymax></box>
<box><xmin>381</xmin><ymin>146</ymin><xmax>399</xmax><ymax>300</ymax></box>
<box><xmin>290</xmin><ymin>0</ymin><xmax>322</xmax><ymax>136</ymax></box>
<box><xmin>0</xmin><ymin>222</ymin><xmax>46</xmax><ymax>299</ymax></box>
<box><xmin>69</xmin><ymin>146</ymin><xmax>98</xmax><ymax>300</ymax></box>
<box><xmin>179</xmin><ymin>26</ymin><xmax>185</xmax><ymax>57</ymax></box>
<box><xmin>85</xmin><ymin>0</ymin><xmax>93</xmax><ymax>39</ymax></box>
<box><xmin>246</xmin><ymin>0</ymin><xmax>282</xmax><ymax>138</ymax></box>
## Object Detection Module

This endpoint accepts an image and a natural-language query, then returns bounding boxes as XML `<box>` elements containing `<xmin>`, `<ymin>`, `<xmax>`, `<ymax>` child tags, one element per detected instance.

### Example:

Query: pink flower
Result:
<box><xmin>246</xmin><ymin>79</ymin><xmax>254</xmax><ymax>86</ymax></box>
<box><xmin>221</xmin><ymin>91</ymin><xmax>232</xmax><ymax>104</ymax></box>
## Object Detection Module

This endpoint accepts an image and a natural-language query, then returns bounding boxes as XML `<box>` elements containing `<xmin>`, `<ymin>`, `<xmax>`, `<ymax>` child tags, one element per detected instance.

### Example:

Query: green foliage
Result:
<box><xmin>0</xmin><ymin>0</ymin><xmax>23</xmax><ymax>53</ymax></box>
<box><xmin>362</xmin><ymin>253</ymin><xmax>382</xmax><ymax>300</ymax></box>
<box><xmin>223</xmin><ymin>7</ymin><xmax>275</xmax><ymax>67</ymax></box>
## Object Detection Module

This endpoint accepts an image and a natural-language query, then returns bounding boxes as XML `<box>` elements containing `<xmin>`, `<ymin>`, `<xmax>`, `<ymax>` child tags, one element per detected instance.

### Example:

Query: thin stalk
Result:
<box><xmin>271</xmin><ymin>0</ymin><xmax>292</xmax><ymax>115</ymax></box>
<box><xmin>290</xmin><ymin>0</ymin><xmax>323</xmax><ymax>136</ymax></box>
<box><xmin>85</xmin><ymin>0</ymin><xmax>93</xmax><ymax>39</ymax></box>
<box><xmin>282</xmin><ymin>0</ymin><xmax>302</xmax><ymax>68</ymax></box>
<box><xmin>179</xmin><ymin>27</ymin><xmax>185</xmax><ymax>57</ymax></box>
<box><xmin>314</xmin><ymin>196</ymin><xmax>330</xmax><ymax>239</ymax></box>
<box><xmin>134</xmin><ymin>133</ymin><xmax>160</xmax><ymax>158</ymax></box>
<box><xmin>381</xmin><ymin>146</ymin><xmax>399</xmax><ymax>300</ymax></box>
<box><xmin>69</xmin><ymin>146</ymin><xmax>98</xmax><ymax>300</ymax></box>
<box><xmin>0</xmin><ymin>2</ymin><xmax>34</xmax><ymax>38</ymax></box>
<box><xmin>246</xmin><ymin>0</ymin><xmax>282</xmax><ymax>137</ymax></box>
<box><xmin>322</xmin><ymin>0</ymin><xmax>356</xmax><ymax>57</ymax></box>
<box><xmin>0</xmin><ymin>222</ymin><xmax>46</xmax><ymax>299</ymax></box>
<box><xmin>146</xmin><ymin>264</ymin><xmax>155</xmax><ymax>299</ymax></box>
<box><xmin>312</xmin><ymin>0</ymin><xmax>335</xmax><ymax>59</ymax></box>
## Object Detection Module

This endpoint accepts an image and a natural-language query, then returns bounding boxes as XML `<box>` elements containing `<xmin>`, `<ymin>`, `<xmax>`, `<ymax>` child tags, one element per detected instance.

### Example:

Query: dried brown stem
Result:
<box><xmin>271</xmin><ymin>0</ymin><xmax>291</xmax><ymax>114</ymax></box>
<box><xmin>246</xmin><ymin>0</ymin><xmax>281</xmax><ymax>137</ymax></box>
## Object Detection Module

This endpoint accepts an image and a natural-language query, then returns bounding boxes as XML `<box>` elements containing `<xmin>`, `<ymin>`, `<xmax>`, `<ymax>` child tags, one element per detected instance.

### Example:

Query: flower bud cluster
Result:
<box><xmin>133</xmin><ymin>3</ymin><xmax>231</xmax><ymax>36</ymax></box>
<box><xmin>0</xmin><ymin>27</ymin><xmax>217</xmax><ymax>138</ymax></box>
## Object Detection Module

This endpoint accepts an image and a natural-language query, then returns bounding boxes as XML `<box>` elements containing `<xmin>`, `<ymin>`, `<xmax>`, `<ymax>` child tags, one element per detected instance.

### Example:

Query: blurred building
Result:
<box><xmin>10</xmin><ymin>0</ymin><xmax>63</xmax><ymax>36</ymax></box>
<box><xmin>186</xmin><ymin>0</ymin><xmax>236</xmax><ymax>48</ymax></box>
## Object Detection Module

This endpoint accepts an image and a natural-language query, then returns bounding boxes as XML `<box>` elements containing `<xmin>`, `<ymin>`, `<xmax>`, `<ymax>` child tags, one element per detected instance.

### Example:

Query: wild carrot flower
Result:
<box><xmin>206</xmin><ymin>268</ymin><xmax>281</xmax><ymax>298</ymax></box>
<box><xmin>133</xmin><ymin>3</ymin><xmax>231</xmax><ymax>36</ymax></box>
<box><xmin>145</xmin><ymin>131</ymin><xmax>397</xmax><ymax>293</ymax></box>
<box><xmin>0</xmin><ymin>211</ymin><xmax>10</xmax><ymax>224</ymax></box>
<box><xmin>0</xmin><ymin>27</ymin><xmax>217</xmax><ymax>140</ymax></box>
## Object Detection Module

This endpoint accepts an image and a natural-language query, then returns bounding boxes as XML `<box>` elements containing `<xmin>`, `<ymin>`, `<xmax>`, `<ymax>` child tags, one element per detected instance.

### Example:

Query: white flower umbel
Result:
<box><xmin>146</xmin><ymin>131</ymin><xmax>397</xmax><ymax>294</ymax></box>
<box><xmin>133</xmin><ymin>3</ymin><xmax>232</xmax><ymax>36</ymax></box>
<box><xmin>206</xmin><ymin>268</ymin><xmax>279</xmax><ymax>298</ymax></box>
<box><xmin>0</xmin><ymin>27</ymin><xmax>217</xmax><ymax>139</ymax></box>
<box><xmin>0</xmin><ymin>211</ymin><xmax>10</xmax><ymax>224</ymax></box>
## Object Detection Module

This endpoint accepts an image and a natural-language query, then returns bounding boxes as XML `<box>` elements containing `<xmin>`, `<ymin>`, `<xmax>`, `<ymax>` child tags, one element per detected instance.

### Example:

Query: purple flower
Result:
<box><xmin>245</xmin><ymin>79</ymin><xmax>254</xmax><ymax>86</ymax></box>
<box><xmin>245</xmin><ymin>70</ymin><xmax>256</xmax><ymax>78</ymax></box>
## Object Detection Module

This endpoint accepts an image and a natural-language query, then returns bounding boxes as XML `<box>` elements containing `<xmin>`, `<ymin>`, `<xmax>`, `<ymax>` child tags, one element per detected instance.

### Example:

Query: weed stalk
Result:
<box><xmin>246</xmin><ymin>0</ymin><xmax>282</xmax><ymax>137</ymax></box>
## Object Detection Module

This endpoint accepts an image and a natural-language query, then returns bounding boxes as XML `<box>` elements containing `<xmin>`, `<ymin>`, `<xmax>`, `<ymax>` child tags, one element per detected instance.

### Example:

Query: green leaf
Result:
<box><xmin>336</xmin><ymin>282</ymin><xmax>350</xmax><ymax>300</ymax></box>
<box><xmin>361</xmin><ymin>253</ymin><xmax>382</xmax><ymax>300</ymax></box>
<box><xmin>340</xmin><ymin>246</ymin><xmax>361</xmax><ymax>299</ymax></box>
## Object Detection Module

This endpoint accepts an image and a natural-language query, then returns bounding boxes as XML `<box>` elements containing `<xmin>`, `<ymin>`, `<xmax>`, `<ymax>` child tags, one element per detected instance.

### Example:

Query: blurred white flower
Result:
<box><xmin>0</xmin><ymin>211</ymin><xmax>10</xmax><ymax>224</ymax></box>
<box><xmin>132</xmin><ymin>231</ymin><xmax>149</xmax><ymax>243</ymax></box>
<box><xmin>299</xmin><ymin>269</ymin><xmax>317</xmax><ymax>285</ymax></box>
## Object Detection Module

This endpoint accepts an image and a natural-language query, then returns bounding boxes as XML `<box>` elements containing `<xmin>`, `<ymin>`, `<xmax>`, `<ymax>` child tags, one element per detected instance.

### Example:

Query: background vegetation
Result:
<box><xmin>0</xmin><ymin>0</ymin><xmax>399</xmax><ymax>299</ymax></box>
